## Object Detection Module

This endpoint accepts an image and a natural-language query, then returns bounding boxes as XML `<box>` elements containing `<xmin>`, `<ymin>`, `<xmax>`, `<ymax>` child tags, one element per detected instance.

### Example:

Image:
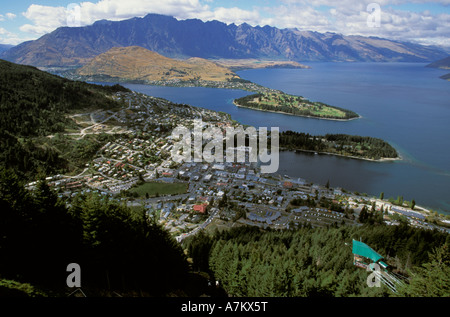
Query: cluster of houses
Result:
<box><xmin>248</xmin><ymin>209</ymin><xmax>282</xmax><ymax>224</ymax></box>
<box><xmin>26</xmin><ymin>175</ymin><xmax>85</xmax><ymax>195</ymax></box>
<box><xmin>144</xmin><ymin>79</ymin><xmax>280</xmax><ymax>94</ymax></box>
<box><xmin>24</xmin><ymin>91</ymin><xmax>450</xmax><ymax>241</ymax></box>
<box><xmin>92</xmin><ymin>158</ymin><xmax>143</xmax><ymax>182</ymax></box>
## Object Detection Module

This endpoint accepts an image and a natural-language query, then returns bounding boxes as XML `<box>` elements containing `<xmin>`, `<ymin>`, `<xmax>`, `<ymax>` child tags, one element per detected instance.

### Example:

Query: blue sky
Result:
<box><xmin>1</xmin><ymin>0</ymin><xmax>449</xmax><ymax>47</ymax></box>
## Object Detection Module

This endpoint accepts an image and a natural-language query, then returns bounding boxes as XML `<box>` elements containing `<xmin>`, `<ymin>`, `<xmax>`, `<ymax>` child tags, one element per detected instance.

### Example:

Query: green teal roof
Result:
<box><xmin>352</xmin><ymin>240</ymin><xmax>384</xmax><ymax>263</ymax></box>
<box><xmin>379</xmin><ymin>261</ymin><xmax>388</xmax><ymax>268</ymax></box>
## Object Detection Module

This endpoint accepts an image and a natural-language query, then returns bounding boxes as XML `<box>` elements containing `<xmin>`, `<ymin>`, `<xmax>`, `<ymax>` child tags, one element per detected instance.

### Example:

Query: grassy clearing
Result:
<box><xmin>130</xmin><ymin>181</ymin><xmax>188</xmax><ymax>197</ymax></box>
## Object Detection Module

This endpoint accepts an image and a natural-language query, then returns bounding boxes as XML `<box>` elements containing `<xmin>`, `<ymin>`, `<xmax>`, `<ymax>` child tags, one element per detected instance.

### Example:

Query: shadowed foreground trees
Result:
<box><xmin>0</xmin><ymin>168</ymin><xmax>188</xmax><ymax>296</ymax></box>
<box><xmin>396</xmin><ymin>244</ymin><xmax>450</xmax><ymax>297</ymax></box>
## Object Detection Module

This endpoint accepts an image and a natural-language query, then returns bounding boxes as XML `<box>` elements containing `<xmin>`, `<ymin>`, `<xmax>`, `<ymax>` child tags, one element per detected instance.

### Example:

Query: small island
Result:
<box><xmin>234</xmin><ymin>92</ymin><xmax>360</xmax><ymax>120</ymax></box>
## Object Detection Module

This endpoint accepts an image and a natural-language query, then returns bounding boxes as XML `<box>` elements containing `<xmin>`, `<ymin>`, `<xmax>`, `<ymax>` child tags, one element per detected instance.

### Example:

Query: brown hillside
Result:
<box><xmin>76</xmin><ymin>46</ymin><xmax>240</xmax><ymax>82</ymax></box>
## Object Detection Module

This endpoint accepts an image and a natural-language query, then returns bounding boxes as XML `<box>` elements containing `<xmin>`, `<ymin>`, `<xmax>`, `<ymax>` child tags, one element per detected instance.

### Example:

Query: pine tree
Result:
<box><xmin>397</xmin><ymin>244</ymin><xmax>450</xmax><ymax>297</ymax></box>
<box><xmin>359</xmin><ymin>206</ymin><xmax>368</xmax><ymax>223</ymax></box>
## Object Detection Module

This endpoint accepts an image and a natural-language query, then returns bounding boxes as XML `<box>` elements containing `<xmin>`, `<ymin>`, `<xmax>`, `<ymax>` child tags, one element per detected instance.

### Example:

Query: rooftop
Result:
<box><xmin>352</xmin><ymin>240</ymin><xmax>384</xmax><ymax>263</ymax></box>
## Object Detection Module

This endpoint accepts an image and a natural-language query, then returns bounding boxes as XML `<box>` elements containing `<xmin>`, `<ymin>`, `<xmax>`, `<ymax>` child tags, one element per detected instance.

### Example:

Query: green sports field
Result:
<box><xmin>130</xmin><ymin>181</ymin><xmax>188</xmax><ymax>197</ymax></box>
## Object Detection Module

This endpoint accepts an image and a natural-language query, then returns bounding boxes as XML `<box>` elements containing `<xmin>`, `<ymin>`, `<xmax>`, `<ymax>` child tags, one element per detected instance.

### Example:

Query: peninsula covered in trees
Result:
<box><xmin>234</xmin><ymin>92</ymin><xmax>360</xmax><ymax>120</ymax></box>
<box><xmin>279</xmin><ymin>131</ymin><xmax>399</xmax><ymax>161</ymax></box>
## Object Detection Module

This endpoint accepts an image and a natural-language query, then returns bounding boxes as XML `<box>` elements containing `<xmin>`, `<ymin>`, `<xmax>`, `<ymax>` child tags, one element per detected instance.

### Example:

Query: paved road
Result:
<box><xmin>60</xmin><ymin>168</ymin><xmax>89</xmax><ymax>179</ymax></box>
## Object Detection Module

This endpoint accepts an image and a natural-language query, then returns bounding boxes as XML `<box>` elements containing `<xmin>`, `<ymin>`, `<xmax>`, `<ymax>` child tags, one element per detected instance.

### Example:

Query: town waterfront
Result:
<box><xmin>118</xmin><ymin>62</ymin><xmax>450</xmax><ymax>214</ymax></box>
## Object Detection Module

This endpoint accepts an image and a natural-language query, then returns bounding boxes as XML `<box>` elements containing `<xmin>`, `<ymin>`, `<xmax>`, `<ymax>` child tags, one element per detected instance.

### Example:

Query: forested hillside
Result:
<box><xmin>0</xmin><ymin>169</ymin><xmax>189</xmax><ymax>296</ymax></box>
<box><xmin>0</xmin><ymin>59</ymin><xmax>129</xmax><ymax>179</ymax></box>
<box><xmin>185</xmin><ymin>225</ymin><xmax>449</xmax><ymax>297</ymax></box>
<box><xmin>0</xmin><ymin>59</ymin><xmax>127</xmax><ymax>137</ymax></box>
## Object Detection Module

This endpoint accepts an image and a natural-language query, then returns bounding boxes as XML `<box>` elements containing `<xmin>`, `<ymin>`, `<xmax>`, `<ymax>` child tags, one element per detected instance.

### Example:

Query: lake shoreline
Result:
<box><xmin>280</xmin><ymin>148</ymin><xmax>402</xmax><ymax>163</ymax></box>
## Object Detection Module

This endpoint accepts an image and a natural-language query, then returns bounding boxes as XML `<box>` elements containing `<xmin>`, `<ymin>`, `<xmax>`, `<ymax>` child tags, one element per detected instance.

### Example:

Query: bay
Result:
<box><xmin>116</xmin><ymin>62</ymin><xmax>450</xmax><ymax>214</ymax></box>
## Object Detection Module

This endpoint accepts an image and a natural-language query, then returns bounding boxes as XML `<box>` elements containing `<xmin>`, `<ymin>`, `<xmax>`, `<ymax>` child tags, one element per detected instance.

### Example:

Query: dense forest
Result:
<box><xmin>184</xmin><ymin>225</ymin><xmax>449</xmax><ymax>297</ymax></box>
<box><xmin>234</xmin><ymin>93</ymin><xmax>359</xmax><ymax>120</ymax></box>
<box><xmin>0</xmin><ymin>168</ymin><xmax>189</xmax><ymax>296</ymax></box>
<box><xmin>0</xmin><ymin>59</ymin><xmax>129</xmax><ymax>180</ymax></box>
<box><xmin>279</xmin><ymin>131</ymin><xmax>399</xmax><ymax>160</ymax></box>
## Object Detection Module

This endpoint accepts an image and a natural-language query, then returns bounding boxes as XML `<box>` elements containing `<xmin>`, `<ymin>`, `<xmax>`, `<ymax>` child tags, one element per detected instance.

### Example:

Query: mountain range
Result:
<box><xmin>0</xmin><ymin>44</ymin><xmax>14</xmax><ymax>55</ymax></box>
<box><xmin>1</xmin><ymin>13</ymin><xmax>447</xmax><ymax>67</ymax></box>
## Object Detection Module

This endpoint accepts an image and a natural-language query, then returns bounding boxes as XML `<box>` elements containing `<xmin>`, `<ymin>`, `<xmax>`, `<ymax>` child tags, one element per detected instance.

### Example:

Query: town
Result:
<box><xmin>143</xmin><ymin>78</ymin><xmax>282</xmax><ymax>94</ymax></box>
<box><xmin>26</xmin><ymin>91</ymin><xmax>450</xmax><ymax>242</ymax></box>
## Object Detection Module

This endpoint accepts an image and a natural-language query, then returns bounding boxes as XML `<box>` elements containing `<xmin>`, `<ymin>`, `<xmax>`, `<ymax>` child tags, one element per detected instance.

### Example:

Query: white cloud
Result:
<box><xmin>0</xmin><ymin>27</ymin><xmax>10</xmax><ymax>35</ymax></box>
<box><xmin>281</xmin><ymin>0</ymin><xmax>450</xmax><ymax>7</ymax></box>
<box><xmin>322</xmin><ymin>5</ymin><xmax>450</xmax><ymax>46</ymax></box>
<box><xmin>195</xmin><ymin>7</ymin><xmax>262</xmax><ymax>26</ymax></box>
<box><xmin>19</xmin><ymin>0</ymin><xmax>211</xmax><ymax>35</ymax></box>
<box><xmin>21</xmin><ymin>5</ymin><xmax>67</xmax><ymax>34</ymax></box>
<box><xmin>0</xmin><ymin>13</ymin><xmax>17</xmax><ymax>22</ymax></box>
<box><xmin>263</xmin><ymin>1</ymin><xmax>450</xmax><ymax>46</ymax></box>
<box><xmin>6</xmin><ymin>13</ymin><xmax>16</xmax><ymax>19</ymax></box>
<box><xmin>261</xmin><ymin>5</ymin><xmax>332</xmax><ymax>30</ymax></box>
<box><xmin>0</xmin><ymin>27</ymin><xmax>35</xmax><ymax>45</ymax></box>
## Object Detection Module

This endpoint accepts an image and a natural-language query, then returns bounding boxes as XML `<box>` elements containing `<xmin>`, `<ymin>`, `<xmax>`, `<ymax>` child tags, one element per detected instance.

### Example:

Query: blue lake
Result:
<box><xmin>115</xmin><ymin>63</ymin><xmax>450</xmax><ymax>214</ymax></box>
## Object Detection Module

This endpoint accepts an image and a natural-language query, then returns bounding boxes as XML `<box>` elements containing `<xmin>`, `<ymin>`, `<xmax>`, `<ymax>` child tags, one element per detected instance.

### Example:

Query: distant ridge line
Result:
<box><xmin>1</xmin><ymin>13</ymin><xmax>447</xmax><ymax>67</ymax></box>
